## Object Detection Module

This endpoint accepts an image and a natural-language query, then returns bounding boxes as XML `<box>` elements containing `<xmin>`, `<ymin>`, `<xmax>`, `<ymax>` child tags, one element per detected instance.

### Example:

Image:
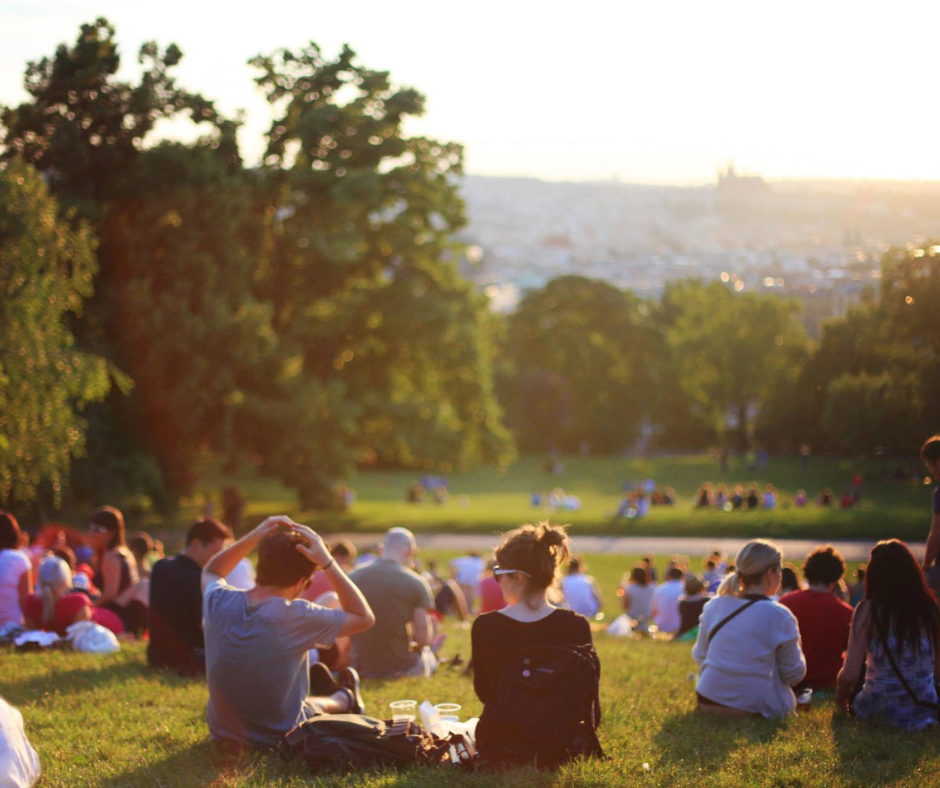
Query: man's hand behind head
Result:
<box><xmin>289</xmin><ymin>522</ymin><xmax>332</xmax><ymax>568</ymax></box>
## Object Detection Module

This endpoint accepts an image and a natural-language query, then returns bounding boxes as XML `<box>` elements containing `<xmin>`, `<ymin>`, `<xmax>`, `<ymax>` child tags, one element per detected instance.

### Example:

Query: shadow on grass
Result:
<box><xmin>654</xmin><ymin>710</ymin><xmax>782</xmax><ymax>772</ymax></box>
<box><xmin>97</xmin><ymin>739</ymin><xmax>269</xmax><ymax>788</ymax></box>
<box><xmin>3</xmin><ymin>658</ymin><xmax>202</xmax><ymax>707</ymax></box>
<box><xmin>830</xmin><ymin>710</ymin><xmax>931</xmax><ymax>785</ymax></box>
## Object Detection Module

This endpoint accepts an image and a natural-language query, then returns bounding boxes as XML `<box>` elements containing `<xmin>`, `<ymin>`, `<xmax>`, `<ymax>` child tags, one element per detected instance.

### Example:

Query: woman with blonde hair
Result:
<box><xmin>22</xmin><ymin>556</ymin><xmax>124</xmax><ymax>636</ymax></box>
<box><xmin>692</xmin><ymin>539</ymin><xmax>806</xmax><ymax>717</ymax></box>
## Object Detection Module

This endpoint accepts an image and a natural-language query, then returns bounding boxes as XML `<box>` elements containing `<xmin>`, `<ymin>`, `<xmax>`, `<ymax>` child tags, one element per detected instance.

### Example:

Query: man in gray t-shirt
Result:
<box><xmin>201</xmin><ymin>518</ymin><xmax>375</xmax><ymax>748</ymax></box>
<box><xmin>350</xmin><ymin>527</ymin><xmax>437</xmax><ymax>678</ymax></box>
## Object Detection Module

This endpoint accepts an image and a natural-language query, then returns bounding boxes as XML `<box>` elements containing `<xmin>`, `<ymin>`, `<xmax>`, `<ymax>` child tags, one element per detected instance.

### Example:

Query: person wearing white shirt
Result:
<box><xmin>0</xmin><ymin>513</ymin><xmax>32</xmax><ymax>627</ymax></box>
<box><xmin>562</xmin><ymin>557</ymin><xmax>603</xmax><ymax>618</ymax></box>
<box><xmin>652</xmin><ymin>567</ymin><xmax>685</xmax><ymax>634</ymax></box>
<box><xmin>693</xmin><ymin>540</ymin><xmax>806</xmax><ymax>718</ymax></box>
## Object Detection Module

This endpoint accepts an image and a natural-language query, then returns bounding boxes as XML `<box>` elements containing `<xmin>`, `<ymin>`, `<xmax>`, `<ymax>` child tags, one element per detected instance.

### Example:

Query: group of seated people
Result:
<box><xmin>614</xmin><ymin>538</ymin><xmax>939</xmax><ymax>730</ymax></box>
<box><xmin>4</xmin><ymin>499</ymin><xmax>940</xmax><ymax>763</ymax></box>
<box><xmin>0</xmin><ymin>507</ymin><xmax>166</xmax><ymax>639</ymax></box>
<box><xmin>695</xmin><ymin>482</ymin><xmax>779</xmax><ymax>510</ymax></box>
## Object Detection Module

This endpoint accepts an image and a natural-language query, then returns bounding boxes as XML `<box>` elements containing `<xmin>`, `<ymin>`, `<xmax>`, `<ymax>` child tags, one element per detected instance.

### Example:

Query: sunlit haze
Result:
<box><xmin>2</xmin><ymin>0</ymin><xmax>940</xmax><ymax>184</ymax></box>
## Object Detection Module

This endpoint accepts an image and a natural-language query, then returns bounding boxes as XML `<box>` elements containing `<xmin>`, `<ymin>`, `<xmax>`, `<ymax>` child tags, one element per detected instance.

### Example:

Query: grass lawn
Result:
<box><xmin>5</xmin><ymin>618</ymin><xmax>937</xmax><ymax>788</ymax></box>
<box><xmin>160</xmin><ymin>453</ymin><xmax>933</xmax><ymax>545</ymax></box>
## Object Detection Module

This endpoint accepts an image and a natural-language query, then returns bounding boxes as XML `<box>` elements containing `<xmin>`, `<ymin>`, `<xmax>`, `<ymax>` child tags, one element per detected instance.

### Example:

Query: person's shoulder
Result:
<box><xmin>778</xmin><ymin>589</ymin><xmax>803</xmax><ymax>609</ymax></box>
<box><xmin>551</xmin><ymin>607</ymin><xmax>591</xmax><ymax>630</ymax></box>
<box><xmin>767</xmin><ymin>598</ymin><xmax>800</xmax><ymax>625</ymax></box>
<box><xmin>204</xmin><ymin>577</ymin><xmax>238</xmax><ymax>605</ymax></box>
<box><xmin>472</xmin><ymin>610</ymin><xmax>505</xmax><ymax>636</ymax></box>
<box><xmin>2</xmin><ymin>549</ymin><xmax>31</xmax><ymax>570</ymax></box>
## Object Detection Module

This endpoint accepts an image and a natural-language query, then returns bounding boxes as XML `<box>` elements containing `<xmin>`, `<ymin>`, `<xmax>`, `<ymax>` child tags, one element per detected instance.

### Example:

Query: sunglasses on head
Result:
<box><xmin>493</xmin><ymin>565</ymin><xmax>531</xmax><ymax>578</ymax></box>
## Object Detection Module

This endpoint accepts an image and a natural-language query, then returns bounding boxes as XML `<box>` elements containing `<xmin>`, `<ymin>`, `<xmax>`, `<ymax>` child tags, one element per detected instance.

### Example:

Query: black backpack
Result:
<box><xmin>478</xmin><ymin>643</ymin><xmax>604</xmax><ymax>769</ymax></box>
<box><xmin>278</xmin><ymin>714</ymin><xmax>473</xmax><ymax>773</ymax></box>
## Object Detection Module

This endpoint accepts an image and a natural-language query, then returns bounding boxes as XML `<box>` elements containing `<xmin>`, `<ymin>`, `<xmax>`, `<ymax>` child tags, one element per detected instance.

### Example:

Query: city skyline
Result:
<box><xmin>3</xmin><ymin>1</ymin><xmax>940</xmax><ymax>185</ymax></box>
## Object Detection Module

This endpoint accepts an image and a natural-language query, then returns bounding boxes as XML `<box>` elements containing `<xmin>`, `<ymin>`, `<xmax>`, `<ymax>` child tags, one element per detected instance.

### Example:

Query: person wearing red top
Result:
<box><xmin>779</xmin><ymin>544</ymin><xmax>853</xmax><ymax>691</ymax></box>
<box><xmin>478</xmin><ymin>561</ymin><xmax>506</xmax><ymax>613</ymax></box>
<box><xmin>23</xmin><ymin>556</ymin><xmax>124</xmax><ymax>636</ymax></box>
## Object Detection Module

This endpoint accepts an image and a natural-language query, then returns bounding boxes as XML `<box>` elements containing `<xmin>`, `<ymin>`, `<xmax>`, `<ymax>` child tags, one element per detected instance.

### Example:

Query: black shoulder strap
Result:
<box><xmin>875</xmin><ymin>621</ymin><xmax>940</xmax><ymax>712</ymax></box>
<box><xmin>707</xmin><ymin>597</ymin><xmax>765</xmax><ymax>646</ymax></box>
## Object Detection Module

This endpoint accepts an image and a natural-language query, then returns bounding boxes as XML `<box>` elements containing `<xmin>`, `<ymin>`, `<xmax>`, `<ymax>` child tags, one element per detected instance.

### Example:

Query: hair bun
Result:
<box><xmin>538</xmin><ymin>523</ymin><xmax>568</xmax><ymax>548</ymax></box>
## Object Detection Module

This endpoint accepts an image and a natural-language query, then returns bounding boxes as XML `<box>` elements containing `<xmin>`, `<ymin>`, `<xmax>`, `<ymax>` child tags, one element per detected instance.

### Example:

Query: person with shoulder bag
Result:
<box><xmin>692</xmin><ymin>540</ymin><xmax>806</xmax><ymax>718</ymax></box>
<box><xmin>836</xmin><ymin>539</ymin><xmax>940</xmax><ymax>731</ymax></box>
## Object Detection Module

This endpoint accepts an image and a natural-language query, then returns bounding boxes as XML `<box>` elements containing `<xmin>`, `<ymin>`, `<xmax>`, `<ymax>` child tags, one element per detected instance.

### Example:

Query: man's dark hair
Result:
<box><xmin>256</xmin><ymin>532</ymin><xmax>315</xmax><ymax>588</ymax></box>
<box><xmin>667</xmin><ymin>566</ymin><xmax>684</xmax><ymax>581</ymax></box>
<box><xmin>921</xmin><ymin>436</ymin><xmax>940</xmax><ymax>464</ymax></box>
<box><xmin>803</xmin><ymin>545</ymin><xmax>846</xmax><ymax>585</ymax></box>
<box><xmin>0</xmin><ymin>511</ymin><xmax>20</xmax><ymax>550</ymax></box>
<box><xmin>330</xmin><ymin>540</ymin><xmax>355</xmax><ymax>562</ymax></box>
<box><xmin>186</xmin><ymin>517</ymin><xmax>233</xmax><ymax>547</ymax></box>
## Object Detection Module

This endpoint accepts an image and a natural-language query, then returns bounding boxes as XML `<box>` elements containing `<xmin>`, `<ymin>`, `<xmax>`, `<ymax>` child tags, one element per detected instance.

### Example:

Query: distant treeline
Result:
<box><xmin>1</xmin><ymin>20</ymin><xmax>937</xmax><ymax>516</ymax></box>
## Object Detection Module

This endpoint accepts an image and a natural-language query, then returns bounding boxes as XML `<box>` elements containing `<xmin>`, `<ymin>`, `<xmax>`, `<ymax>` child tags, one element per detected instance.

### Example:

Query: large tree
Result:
<box><xmin>661</xmin><ymin>280</ymin><xmax>808</xmax><ymax>449</ymax></box>
<box><xmin>240</xmin><ymin>43</ymin><xmax>513</xmax><ymax>505</ymax></box>
<box><xmin>0</xmin><ymin>18</ymin><xmax>242</xmax><ymax>505</ymax></box>
<box><xmin>502</xmin><ymin>275</ymin><xmax>659</xmax><ymax>453</ymax></box>
<box><xmin>0</xmin><ymin>160</ymin><xmax>114</xmax><ymax>504</ymax></box>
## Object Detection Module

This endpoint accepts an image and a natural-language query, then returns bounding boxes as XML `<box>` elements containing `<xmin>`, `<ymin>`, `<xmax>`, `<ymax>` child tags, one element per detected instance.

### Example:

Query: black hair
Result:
<box><xmin>866</xmin><ymin>540</ymin><xmax>940</xmax><ymax>657</ymax></box>
<box><xmin>0</xmin><ymin>511</ymin><xmax>19</xmax><ymax>550</ymax></box>
<box><xmin>803</xmin><ymin>545</ymin><xmax>846</xmax><ymax>585</ymax></box>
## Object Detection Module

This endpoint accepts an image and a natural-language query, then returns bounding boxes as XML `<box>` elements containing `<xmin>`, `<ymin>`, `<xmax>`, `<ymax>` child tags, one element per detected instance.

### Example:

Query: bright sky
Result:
<box><xmin>2</xmin><ymin>0</ymin><xmax>939</xmax><ymax>185</ymax></box>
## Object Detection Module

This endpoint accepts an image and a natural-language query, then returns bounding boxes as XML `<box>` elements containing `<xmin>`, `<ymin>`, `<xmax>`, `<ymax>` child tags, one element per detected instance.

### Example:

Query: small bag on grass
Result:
<box><xmin>278</xmin><ymin>714</ymin><xmax>475</xmax><ymax>773</ymax></box>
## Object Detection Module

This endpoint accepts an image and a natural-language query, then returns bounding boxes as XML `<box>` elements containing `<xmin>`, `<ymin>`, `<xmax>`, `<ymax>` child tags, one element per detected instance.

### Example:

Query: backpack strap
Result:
<box><xmin>707</xmin><ymin>597</ymin><xmax>765</xmax><ymax>646</ymax></box>
<box><xmin>874</xmin><ymin>621</ymin><xmax>940</xmax><ymax>712</ymax></box>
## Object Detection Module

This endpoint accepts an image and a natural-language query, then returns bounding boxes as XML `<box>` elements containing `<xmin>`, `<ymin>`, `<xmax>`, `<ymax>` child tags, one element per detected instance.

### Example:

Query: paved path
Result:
<box><xmin>330</xmin><ymin>533</ymin><xmax>925</xmax><ymax>563</ymax></box>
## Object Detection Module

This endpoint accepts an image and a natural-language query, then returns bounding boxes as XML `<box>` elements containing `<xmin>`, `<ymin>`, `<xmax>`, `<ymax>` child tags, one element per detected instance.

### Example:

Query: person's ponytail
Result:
<box><xmin>719</xmin><ymin>540</ymin><xmax>783</xmax><ymax>598</ymax></box>
<box><xmin>40</xmin><ymin>581</ymin><xmax>56</xmax><ymax>626</ymax></box>
<box><xmin>716</xmin><ymin>571</ymin><xmax>742</xmax><ymax>598</ymax></box>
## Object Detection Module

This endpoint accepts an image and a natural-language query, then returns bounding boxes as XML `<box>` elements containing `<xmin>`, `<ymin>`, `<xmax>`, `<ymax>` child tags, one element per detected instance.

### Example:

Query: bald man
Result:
<box><xmin>349</xmin><ymin>527</ymin><xmax>438</xmax><ymax>678</ymax></box>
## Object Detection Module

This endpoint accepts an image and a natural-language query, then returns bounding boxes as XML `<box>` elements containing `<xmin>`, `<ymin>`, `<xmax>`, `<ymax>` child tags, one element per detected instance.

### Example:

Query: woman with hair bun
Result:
<box><xmin>692</xmin><ymin>539</ymin><xmax>806</xmax><ymax>717</ymax></box>
<box><xmin>471</xmin><ymin>522</ymin><xmax>596</xmax><ymax>750</ymax></box>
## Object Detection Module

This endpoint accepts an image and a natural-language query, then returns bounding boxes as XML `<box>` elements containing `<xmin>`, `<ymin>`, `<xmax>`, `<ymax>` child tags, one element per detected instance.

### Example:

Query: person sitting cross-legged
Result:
<box><xmin>147</xmin><ymin>517</ymin><xmax>234</xmax><ymax>675</ymax></box>
<box><xmin>693</xmin><ymin>540</ymin><xmax>806</xmax><ymax>718</ymax></box>
<box><xmin>349</xmin><ymin>527</ymin><xmax>438</xmax><ymax>678</ymax></box>
<box><xmin>201</xmin><ymin>517</ymin><xmax>375</xmax><ymax>748</ymax></box>
<box><xmin>779</xmin><ymin>545</ymin><xmax>853</xmax><ymax>692</ymax></box>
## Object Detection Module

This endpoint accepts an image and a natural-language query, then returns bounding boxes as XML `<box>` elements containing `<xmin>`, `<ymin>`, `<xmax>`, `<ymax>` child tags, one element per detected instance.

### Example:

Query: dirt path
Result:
<box><xmin>330</xmin><ymin>532</ymin><xmax>923</xmax><ymax>563</ymax></box>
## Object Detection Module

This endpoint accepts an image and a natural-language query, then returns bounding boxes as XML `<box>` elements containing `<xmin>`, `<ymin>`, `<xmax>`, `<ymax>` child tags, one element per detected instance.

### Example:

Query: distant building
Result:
<box><xmin>717</xmin><ymin>162</ymin><xmax>771</xmax><ymax>203</ymax></box>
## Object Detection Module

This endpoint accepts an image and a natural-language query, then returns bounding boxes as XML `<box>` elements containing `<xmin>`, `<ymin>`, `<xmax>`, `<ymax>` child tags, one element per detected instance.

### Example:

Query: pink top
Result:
<box><xmin>478</xmin><ymin>576</ymin><xmax>506</xmax><ymax>613</ymax></box>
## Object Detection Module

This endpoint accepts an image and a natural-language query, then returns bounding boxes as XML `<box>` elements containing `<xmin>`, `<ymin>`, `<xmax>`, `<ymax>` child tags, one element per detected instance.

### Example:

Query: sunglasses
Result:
<box><xmin>493</xmin><ymin>565</ymin><xmax>531</xmax><ymax>578</ymax></box>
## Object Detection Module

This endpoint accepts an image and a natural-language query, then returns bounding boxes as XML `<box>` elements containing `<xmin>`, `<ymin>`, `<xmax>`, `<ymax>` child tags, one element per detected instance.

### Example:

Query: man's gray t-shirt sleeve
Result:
<box><xmin>279</xmin><ymin>599</ymin><xmax>346</xmax><ymax>650</ymax></box>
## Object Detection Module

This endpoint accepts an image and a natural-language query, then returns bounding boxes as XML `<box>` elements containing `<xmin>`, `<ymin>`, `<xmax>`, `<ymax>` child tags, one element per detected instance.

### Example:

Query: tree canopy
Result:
<box><xmin>0</xmin><ymin>160</ymin><xmax>114</xmax><ymax>503</ymax></box>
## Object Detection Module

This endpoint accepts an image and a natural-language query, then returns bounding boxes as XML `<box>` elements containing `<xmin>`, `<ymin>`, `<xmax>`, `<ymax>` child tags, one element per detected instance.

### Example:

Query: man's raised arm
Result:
<box><xmin>201</xmin><ymin>516</ymin><xmax>285</xmax><ymax>593</ymax></box>
<box><xmin>291</xmin><ymin>522</ymin><xmax>375</xmax><ymax>637</ymax></box>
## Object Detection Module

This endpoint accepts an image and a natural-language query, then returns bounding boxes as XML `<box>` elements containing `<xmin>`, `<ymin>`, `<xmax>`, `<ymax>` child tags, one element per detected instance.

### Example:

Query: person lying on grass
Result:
<box><xmin>692</xmin><ymin>539</ymin><xmax>806</xmax><ymax>718</ymax></box>
<box><xmin>201</xmin><ymin>517</ymin><xmax>375</xmax><ymax>748</ymax></box>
